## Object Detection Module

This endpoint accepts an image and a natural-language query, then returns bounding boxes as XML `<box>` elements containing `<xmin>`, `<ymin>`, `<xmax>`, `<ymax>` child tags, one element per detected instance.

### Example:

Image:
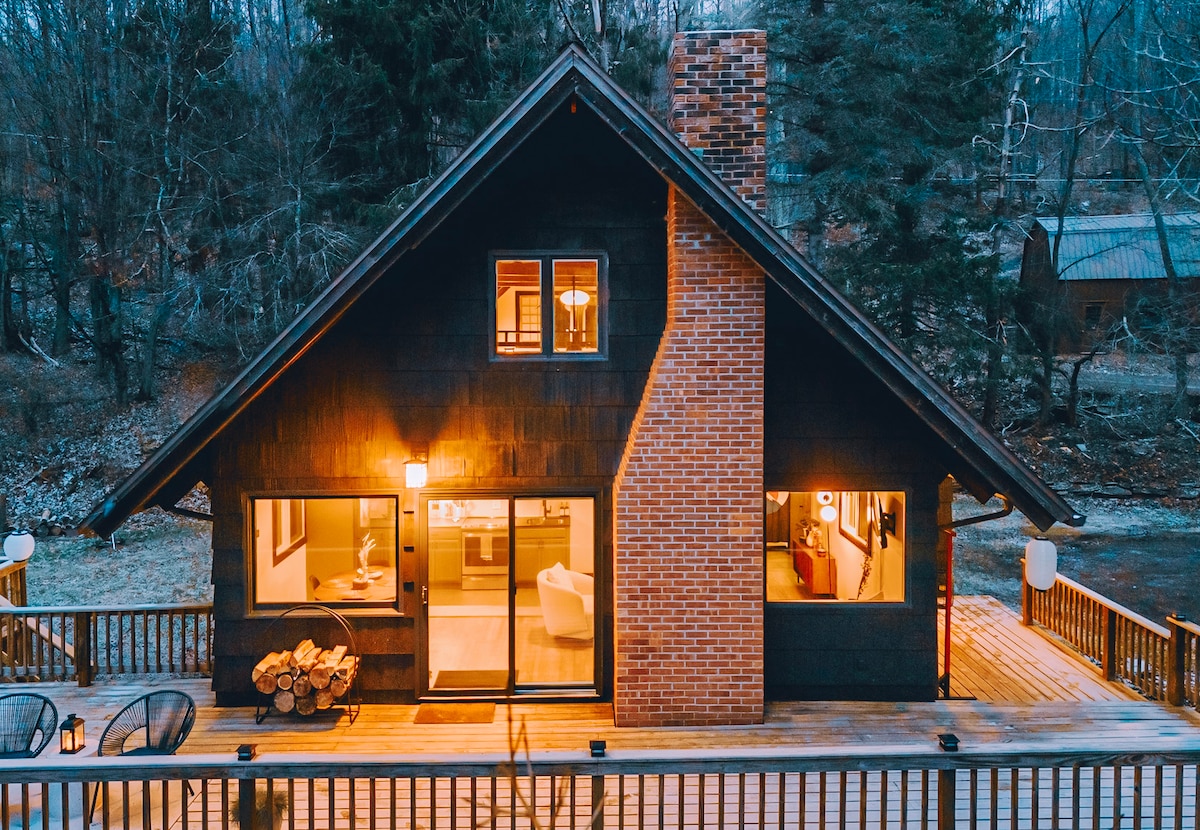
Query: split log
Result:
<box><xmin>295</xmin><ymin>693</ymin><xmax>317</xmax><ymax>716</ymax></box>
<box><xmin>276</xmin><ymin>672</ymin><xmax>294</xmax><ymax>691</ymax></box>
<box><xmin>274</xmin><ymin>689</ymin><xmax>295</xmax><ymax>714</ymax></box>
<box><xmin>252</xmin><ymin>652</ymin><xmax>282</xmax><ymax>682</ymax></box>
<box><xmin>273</xmin><ymin>650</ymin><xmax>293</xmax><ymax>674</ymax></box>
<box><xmin>255</xmin><ymin>673</ymin><xmax>279</xmax><ymax>695</ymax></box>
<box><xmin>293</xmin><ymin>674</ymin><xmax>312</xmax><ymax>697</ymax></box>
<box><xmin>298</xmin><ymin>647</ymin><xmax>323</xmax><ymax>673</ymax></box>
<box><xmin>309</xmin><ymin>652</ymin><xmax>332</xmax><ymax>690</ymax></box>
<box><xmin>333</xmin><ymin>655</ymin><xmax>358</xmax><ymax>681</ymax></box>
<box><xmin>323</xmin><ymin>645</ymin><xmax>348</xmax><ymax>669</ymax></box>
<box><xmin>315</xmin><ymin>687</ymin><xmax>334</xmax><ymax>710</ymax></box>
<box><xmin>289</xmin><ymin>639</ymin><xmax>316</xmax><ymax>668</ymax></box>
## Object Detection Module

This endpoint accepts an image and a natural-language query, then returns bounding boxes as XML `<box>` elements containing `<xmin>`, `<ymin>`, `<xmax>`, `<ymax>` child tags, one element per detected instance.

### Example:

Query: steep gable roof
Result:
<box><xmin>1035</xmin><ymin>214</ymin><xmax>1200</xmax><ymax>282</ymax></box>
<box><xmin>82</xmin><ymin>45</ymin><xmax>1080</xmax><ymax>536</ymax></box>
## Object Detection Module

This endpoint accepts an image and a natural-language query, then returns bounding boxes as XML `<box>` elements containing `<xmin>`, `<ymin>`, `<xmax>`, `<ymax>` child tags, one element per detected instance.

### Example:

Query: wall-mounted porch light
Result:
<box><xmin>59</xmin><ymin>713</ymin><xmax>85</xmax><ymax>754</ymax></box>
<box><xmin>405</xmin><ymin>454</ymin><xmax>428</xmax><ymax>489</ymax></box>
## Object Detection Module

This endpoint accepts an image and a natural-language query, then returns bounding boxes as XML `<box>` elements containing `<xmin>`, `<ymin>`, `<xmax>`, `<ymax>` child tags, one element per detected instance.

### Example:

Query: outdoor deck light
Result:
<box><xmin>405</xmin><ymin>454</ymin><xmax>428</xmax><ymax>489</ymax></box>
<box><xmin>937</xmin><ymin>733</ymin><xmax>959</xmax><ymax>752</ymax></box>
<box><xmin>589</xmin><ymin>739</ymin><xmax>606</xmax><ymax>757</ymax></box>
<box><xmin>59</xmin><ymin>714</ymin><xmax>85</xmax><ymax>754</ymax></box>
<box><xmin>1024</xmin><ymin>536</ymin><xmax>1057</xmax><ymax>591</ymax></box>
<box><xmin>2</xmin><ymin>530</ymin><xmax>34</xmax><ymax>561</ymax></box>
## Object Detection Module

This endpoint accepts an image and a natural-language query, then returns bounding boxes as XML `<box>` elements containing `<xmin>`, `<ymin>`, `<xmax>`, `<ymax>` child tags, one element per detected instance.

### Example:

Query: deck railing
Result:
<box><xmin>3</xmin><ymin>745</ymin><xmax>1199</xmax><ymax>829</ymax></box>
<box><xmin>0</xmin><ymin>603</ymin><xmax>213</xmax><ymax>683</ymax></box>
<box><xmin>0</xmin><ymin>557</ymin><xmax>28</xmax><ymax>606</ymax></box>
<box><xmin>1023</xmin><ymin>569</ymin><xmax>1197</xmax><ymax>707</ymax></box>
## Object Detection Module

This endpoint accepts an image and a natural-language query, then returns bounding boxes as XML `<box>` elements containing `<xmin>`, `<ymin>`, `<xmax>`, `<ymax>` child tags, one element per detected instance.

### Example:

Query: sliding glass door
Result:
<box><xmin>422</xmin><ymin>495</ymin><xmax>596</xmax><ymax>696</ymax></box>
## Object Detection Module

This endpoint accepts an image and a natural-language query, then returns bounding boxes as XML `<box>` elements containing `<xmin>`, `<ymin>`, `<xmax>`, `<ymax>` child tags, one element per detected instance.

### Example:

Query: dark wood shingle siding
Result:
<box><xmin>763</xmin><ymin>285</ymin><xmax>946</xmax><ymax>700</ymax></box>
<box><xmin>208</xmin><ymin>105</ymin><xmax>666</xmax><ymax>703</ymax></box>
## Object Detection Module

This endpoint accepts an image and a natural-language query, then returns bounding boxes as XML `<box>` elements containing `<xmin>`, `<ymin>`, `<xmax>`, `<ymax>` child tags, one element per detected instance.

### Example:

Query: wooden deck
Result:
<box><xmin>25</xmin><ymin>597</ymin><xmax>1188</xmax><ymax>760</ymax></box>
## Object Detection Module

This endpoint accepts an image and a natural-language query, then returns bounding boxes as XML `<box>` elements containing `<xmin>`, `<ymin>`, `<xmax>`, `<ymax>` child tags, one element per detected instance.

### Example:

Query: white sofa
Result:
<box><xmin>536</xmin><ymin>563</ymin><xmax>594</xmax><ymax>640</ymax></box>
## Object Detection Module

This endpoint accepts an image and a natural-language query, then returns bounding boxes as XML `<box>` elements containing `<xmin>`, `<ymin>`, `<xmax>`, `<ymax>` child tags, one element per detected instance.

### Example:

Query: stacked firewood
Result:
<box><xmin>251</xmin><ymin>639</ymin><xmax>359</xmax><ymax>715</ymax></box>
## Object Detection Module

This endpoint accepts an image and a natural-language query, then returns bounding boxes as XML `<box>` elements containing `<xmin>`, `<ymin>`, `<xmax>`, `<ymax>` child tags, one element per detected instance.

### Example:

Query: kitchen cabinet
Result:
<box><xmin>515</xmin><ymin>521</ymin><xmax>570</xmax><ymax>586</ymax></box>
<box><xmin>428</xmin><ymin>527</ymin><xmax>462</xmax><ymax>586</ymax></box>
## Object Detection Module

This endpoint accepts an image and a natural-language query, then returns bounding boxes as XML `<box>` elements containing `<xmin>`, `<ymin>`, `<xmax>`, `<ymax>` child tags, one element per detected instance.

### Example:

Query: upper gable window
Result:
<box><xmin>494</xmin><ymin>253</ymin><xmax>605</xmax><ymax>358</ymax></box>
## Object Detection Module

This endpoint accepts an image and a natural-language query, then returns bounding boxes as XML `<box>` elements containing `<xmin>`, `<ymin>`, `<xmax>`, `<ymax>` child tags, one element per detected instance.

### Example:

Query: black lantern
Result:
<box><xmin>59</xmin><ymin>714</ymin><xmax>85</xmax><ymax>754</ymax></box>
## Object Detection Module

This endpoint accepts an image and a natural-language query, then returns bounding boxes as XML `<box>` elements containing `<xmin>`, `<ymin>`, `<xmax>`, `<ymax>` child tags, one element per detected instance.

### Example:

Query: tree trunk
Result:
<box><xmin>90</xmin><ymin>270</ymin><xmax>128</xmax><ymax>406</ymax></box>
<box><xmin>135</xmin><ymin>296</ymin><xmax>172</xmax><ymax>402</ymax></box>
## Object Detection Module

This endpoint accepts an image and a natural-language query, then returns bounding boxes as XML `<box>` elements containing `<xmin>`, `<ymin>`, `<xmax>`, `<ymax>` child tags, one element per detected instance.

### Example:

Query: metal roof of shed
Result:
<box><xmin>1035</xmin><ymin>214</ymin><xmax>1200</xmax><ymax>281</ymax></box>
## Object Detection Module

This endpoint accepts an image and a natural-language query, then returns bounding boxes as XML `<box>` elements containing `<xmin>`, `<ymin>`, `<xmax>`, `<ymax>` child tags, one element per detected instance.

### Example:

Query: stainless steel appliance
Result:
<box><xmin>461</xmin><ymin>522</ymin><xmax>509</xmax><ymax>589</ymax></box>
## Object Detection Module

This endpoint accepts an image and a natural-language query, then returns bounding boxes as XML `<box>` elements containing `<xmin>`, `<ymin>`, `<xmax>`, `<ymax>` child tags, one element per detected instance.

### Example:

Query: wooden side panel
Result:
<box><xmin>762</xmin><ymin>284</ymin><xmax>948</xmax><ymax>700</ymax></box>
<box><xmin>208</xmin><ymin>104</ymin><xmax>666</xmax><ymax>704</ymax></box>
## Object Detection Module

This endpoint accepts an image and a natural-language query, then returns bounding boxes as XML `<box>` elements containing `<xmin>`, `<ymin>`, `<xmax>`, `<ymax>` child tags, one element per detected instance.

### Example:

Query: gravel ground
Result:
<box><xmin>953</xmin><ymin>495</ymin><xmax>1200</xmax><ymax>623</ymax></box>
<box><xmin>22</xmin><ymin>508</ymin><xmax>213</xmax><ymax>606</ymax></box>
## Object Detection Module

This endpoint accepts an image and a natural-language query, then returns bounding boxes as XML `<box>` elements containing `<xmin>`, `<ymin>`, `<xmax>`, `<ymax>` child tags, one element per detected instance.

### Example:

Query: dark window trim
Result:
<box><xmin>762</xmin><ymin>487</ymin><xmax>911</xmax><ymax>608</ymax></box>
<box><xmin>490</xmin><ymin>250</ymin><xmax>609</xmax><ymax>361</ymax></box>
<box><xmin>245</xmin><ymin>491</ymin><xmax>403</xmax><ymax>617</ymax></box>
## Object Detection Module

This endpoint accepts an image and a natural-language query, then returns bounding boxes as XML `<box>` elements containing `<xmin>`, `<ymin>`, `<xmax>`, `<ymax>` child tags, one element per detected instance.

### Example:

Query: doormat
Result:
<box><xmin>432</xmin><ymin>670</ymin><xmax>511</xmax><ymax>689</ymax></box>
<box><xmin>413</xmin><ymin>702</ymin><xmax>496</xmax><ymax>724</ymax></box>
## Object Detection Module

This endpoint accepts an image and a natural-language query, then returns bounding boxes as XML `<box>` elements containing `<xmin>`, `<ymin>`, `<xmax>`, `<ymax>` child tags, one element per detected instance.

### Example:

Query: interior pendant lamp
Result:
<box><xmin>1024</xmin><ymin>535</ymin><xmax>1057</xmax><ymax>591</ymax></box>
<box><xmin>405</xmin><ymin>453</ymin><xmax>428</xmax><ymax>489</ymax></box>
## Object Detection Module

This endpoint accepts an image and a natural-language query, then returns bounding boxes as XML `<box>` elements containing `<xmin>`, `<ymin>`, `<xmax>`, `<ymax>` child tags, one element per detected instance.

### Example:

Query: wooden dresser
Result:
<box><xmin>792</xmin><ymin>542</ymin><xmax>837</xmax><ymax>597</ymax></box>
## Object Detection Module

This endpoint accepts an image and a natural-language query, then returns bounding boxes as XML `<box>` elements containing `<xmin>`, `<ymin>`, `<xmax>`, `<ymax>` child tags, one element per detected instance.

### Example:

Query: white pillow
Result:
<box><xmin>545</xmin><ymin>561</ymin><xmax>569</xmax><ymax>586</ymax></box>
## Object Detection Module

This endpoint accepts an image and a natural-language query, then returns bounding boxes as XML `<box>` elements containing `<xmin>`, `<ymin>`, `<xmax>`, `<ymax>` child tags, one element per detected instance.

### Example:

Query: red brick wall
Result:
<box><xmin>611</xmin><ymin>187</ymin><xmax>765</xmax><ymax>726</ymax></box>
<box><xmin>669</xmin><ymin>30</ymin><xmax>767</xmax><ymax>214</ymax></box>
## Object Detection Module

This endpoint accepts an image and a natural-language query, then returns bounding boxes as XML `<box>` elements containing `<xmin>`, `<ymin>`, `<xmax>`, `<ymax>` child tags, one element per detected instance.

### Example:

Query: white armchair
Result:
<box><xmin>537</xmin><ymin>563</ymin><xmax>594</xmax><ymax>640</ymax></box>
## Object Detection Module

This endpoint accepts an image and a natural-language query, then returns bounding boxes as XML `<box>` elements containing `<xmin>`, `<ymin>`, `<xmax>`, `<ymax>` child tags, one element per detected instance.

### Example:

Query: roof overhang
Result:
<box><xmin>82</xmin><ymin>45</ymin><xmax>1080</xmax><ymax>537</ymax></box>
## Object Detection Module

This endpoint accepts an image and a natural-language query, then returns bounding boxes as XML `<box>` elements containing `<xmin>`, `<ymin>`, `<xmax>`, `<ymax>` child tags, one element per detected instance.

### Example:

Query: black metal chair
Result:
<box><xmin>0</xmin><ymin>692</ymin><xmax>57</xmax><ymax>758</ymax></box>
<box><xmin>89</xmin><ymin>690</ymin><xmax>196</xmax><ymax>821</ymax></box>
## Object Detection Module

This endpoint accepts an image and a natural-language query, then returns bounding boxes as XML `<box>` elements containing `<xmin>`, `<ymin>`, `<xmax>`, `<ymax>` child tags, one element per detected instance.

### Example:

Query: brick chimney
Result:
<box><xmin>669</xmin><ymin>30</ymin><xmax>767</xmax><ymax>213</ymax></box>
<box><xmin>611</xmin><ymin>30</ymin><xmax>767</xmax><ymax>728</ymax></box>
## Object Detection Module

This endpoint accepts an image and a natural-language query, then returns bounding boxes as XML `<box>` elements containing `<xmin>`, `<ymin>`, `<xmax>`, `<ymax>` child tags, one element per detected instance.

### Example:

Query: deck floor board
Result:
<box><xmin>25</xmin><ymin>597</ymin><xmax>1187</xmax><ymax>761</ymax></box>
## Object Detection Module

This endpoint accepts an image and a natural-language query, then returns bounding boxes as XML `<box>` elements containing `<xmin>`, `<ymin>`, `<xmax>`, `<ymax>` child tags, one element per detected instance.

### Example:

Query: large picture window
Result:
<box><xmin>251</xmin><ymin>496</ymin><xmax>399</xmax><ymax>608</ymax></box>
<box><xmin>494</xmin><ymin>253</ymin><xmax>604</xmax><ymax>357</ymax></box>
<box><xmin>764</xmin><ymin>490</ymin><xmax>905</xmax><ymax>603</ymax></box>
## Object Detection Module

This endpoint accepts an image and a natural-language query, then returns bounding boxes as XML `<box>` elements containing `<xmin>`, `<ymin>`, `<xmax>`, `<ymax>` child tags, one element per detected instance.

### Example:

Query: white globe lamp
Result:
<box><xmin>1024</xmin><ymin>536</ymin><xmax>1057</xmax><ymax>591</ymax></box>
<box><xmin>3</xmin><ymin>531</ymin><xmax>35</xmax><ymax>562</ymax></box>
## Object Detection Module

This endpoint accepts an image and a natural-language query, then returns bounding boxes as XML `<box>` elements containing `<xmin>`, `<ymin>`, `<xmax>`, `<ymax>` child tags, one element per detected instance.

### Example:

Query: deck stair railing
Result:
<box><xmin>1023</xmin><ymin>568</ymin><xmax>1199</xmax><ymax>707</ymax></box>
<box><xmin>3</xmin><ymin>745</ymin><xmax>1200</xmax><ymax>829</ymax></box>
<box><xmin>0</xmin><ymin>603</ymin><xmax>213</xmax><ymax>683</ymax></box>
<box><xmin>0</xmin><ymin>558</ymin><xmax>28</xmax><ymax>606</ymax></box>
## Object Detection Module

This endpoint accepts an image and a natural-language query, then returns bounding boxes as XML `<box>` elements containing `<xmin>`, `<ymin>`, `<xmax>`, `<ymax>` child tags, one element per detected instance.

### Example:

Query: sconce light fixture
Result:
<box><xmin>818</xmin><ymin>504</ymin><xmax>838</xmax><ymax>523</ymax></box>
<box><xmin>59</xmin><ymin>714</ymin><xmax>85</xmax><ymax>754</ymax></box>
<box><xmin>405</xmin><ymin>453</ymin><xmax>428</xmax><ymax>489</ymax></box>
<box><xmin>816</xmin><ymin>491</ymin><xmax>834</xmax><ymax>505</ymax></box>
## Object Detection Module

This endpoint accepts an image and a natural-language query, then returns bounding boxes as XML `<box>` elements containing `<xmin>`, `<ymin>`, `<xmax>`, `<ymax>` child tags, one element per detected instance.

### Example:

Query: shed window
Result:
<box><xmin>251</xmin><ymin>496</ymin><xmax>399</xmax><ymax>609</ymax></box>
<box><xmin>764</xmin><ymin>490</ymin><xmax>905</xmax><ymax>603</ymax></box>
<box><xmin>495</xmin><ymin>254</ymin><xmax>604</xmax><ymax>357</ymax></box>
